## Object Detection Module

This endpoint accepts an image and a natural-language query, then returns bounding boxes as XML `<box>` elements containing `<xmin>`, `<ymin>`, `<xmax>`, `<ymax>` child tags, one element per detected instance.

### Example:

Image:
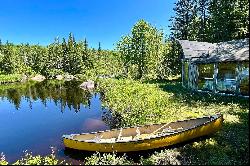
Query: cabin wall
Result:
<box><xmin>182</xmin><ymin>60</ymin><xmax>249</xmax><ymax>96</ymax></box>
<box><xmin>188</xmin><ymin>63</ymin><xmax>198</xmax><ymax>90</ymax></box>
<box><xmin>239</xmin><ymin>62</ymin><xmax>249</xmax><ymax>96</ymax></box>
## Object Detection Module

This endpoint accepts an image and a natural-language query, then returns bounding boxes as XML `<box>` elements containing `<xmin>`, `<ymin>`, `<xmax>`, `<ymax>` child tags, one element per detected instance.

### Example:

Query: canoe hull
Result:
<box><xmin>63</xmin><ymin>115</ymin><xmax>223</xmax><ymax>152</ymax></box>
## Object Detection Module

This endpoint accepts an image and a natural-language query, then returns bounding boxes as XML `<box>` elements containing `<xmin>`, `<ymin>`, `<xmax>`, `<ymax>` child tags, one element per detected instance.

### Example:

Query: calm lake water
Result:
<box><xmin>0</xmin><ymin>80</ymin><xmax>114</xmax><ymax>163</ymax></box>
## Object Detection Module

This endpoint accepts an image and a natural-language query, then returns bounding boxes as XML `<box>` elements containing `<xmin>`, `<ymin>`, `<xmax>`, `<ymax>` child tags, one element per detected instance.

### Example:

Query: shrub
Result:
<box><xmin>84</xmin><ymin>152</ymin><xmax>132</xmax><ymax>165</ymax></box>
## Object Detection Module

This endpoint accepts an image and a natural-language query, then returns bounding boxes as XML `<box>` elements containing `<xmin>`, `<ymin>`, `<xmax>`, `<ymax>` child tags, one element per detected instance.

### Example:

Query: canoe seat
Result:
<box><xmin>117</xmin><ymin>136</ymin><xmax>133</xmax><ymax>142</ymax></box>
<box><xmin>163</xmin><ymin>128</ymin><xmax>176</xmax><ymax>133</ymax></box>
<box><xmin>134</xmin><ymin>134</ymin><xmax>151</xmax><ymax>140</ymax></box>
<box><xmin>85</xmin><ymin>138</ymin><xmax>116</xmax><ymax>143</ymax></box>
<box><xmin>99</xmin><ymin>138</ymin><xmax>116</xmax><ymax>143</ymax></box>
<box><xmin>162</xmin><ymin>127</ymin><xmax>183</xmax><ymax>134</ymax></box>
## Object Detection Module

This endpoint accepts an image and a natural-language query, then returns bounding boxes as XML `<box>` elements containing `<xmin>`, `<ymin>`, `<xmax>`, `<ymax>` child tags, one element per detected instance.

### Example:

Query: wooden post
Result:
<box><xmin>182</xmin><ymin>59</ymin><xmax>185</xmax><ymax>87</ymax></box>
<box><xmin>213</xmin><ymin>63</ymin><xmax>218</xmax><ymax>93</ymax></box>
<box><xmin>235</xmin><ymin>62</ymin><xmax>241</xmax><ymax>95</ymax></box>
<box><xmin>187</xmin><ymin>60</ymin><xmax>190</xmax><ymax>89</ymax></box>
<box><xmin>195</xmin><ymin>64</ymin><xmax>198</xmax><ymax>91</ymax></box>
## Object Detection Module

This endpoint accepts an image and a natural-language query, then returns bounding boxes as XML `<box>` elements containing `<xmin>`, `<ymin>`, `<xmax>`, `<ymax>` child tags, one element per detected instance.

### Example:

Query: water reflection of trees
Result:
<box><xmin>0</xmin><ymin>80</ymin><xmax>92</xmax><ymax>112</ymax></box>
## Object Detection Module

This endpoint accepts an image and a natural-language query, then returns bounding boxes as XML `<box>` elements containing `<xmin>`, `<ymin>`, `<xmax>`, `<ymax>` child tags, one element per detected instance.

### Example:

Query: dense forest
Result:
<box><xmin>0</xmin><ymin>21</ymin><xmax>182</xmax><ymax>81</ymax></box>
<box><xmin>170</xmin><ymin>0</ymin><xmax>249</xmax><ymax>42</ymax></box>
<box><xmin>0</xmin><ymin>0</ymin><xmax>249</xmax><ymax>81</ymax></box>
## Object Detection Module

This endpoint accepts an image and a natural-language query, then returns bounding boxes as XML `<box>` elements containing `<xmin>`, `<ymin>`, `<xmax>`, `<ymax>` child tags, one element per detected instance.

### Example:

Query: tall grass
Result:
<box><xmin>0</xmin><ymin>74</ymin><xmax>24</xmax><ymax>84</ymax></box>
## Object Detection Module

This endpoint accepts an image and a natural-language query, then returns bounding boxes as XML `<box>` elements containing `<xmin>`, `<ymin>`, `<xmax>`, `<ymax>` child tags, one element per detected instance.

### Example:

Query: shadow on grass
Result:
<box><xmin>140</xmin><ymin>79</ymin><xmax>249</xmax><ymax>165</ymax></box>
<box><xmin>144</xmin><ymin>79</ymin><xmax>249</xmax><ymax>110</ymax></box>
<box><xmin>176</xmin><ymin>110</ymin><xmax>249</xmax><ymax>165</ymax></box>
<box><xmin>127</xmin><ymin>109</ymin><xmax>248</xmax><ymax>165</ymax></box>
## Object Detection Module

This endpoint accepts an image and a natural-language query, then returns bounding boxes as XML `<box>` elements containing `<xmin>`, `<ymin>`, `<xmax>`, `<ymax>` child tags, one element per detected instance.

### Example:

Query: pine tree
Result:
<box><xmin>197</xmin><ymin>0</ymin><xmax>210</xmax><ymax>41</ymax></box>
<box><xmin>62</xmin><ymin>37</ymin><xmax>68</xmax><ymax>72</ymax></box>
<box><xmin>0</xmin><ymin>39</ymin><xmax>2</xmax><ymax>52</ymax></box>
<box><xmin>169</xmin><ymin>0</ymin><xmax>197</xmax><ymax>40</ymax></box>
<box><xmin>82</xmin><ymin>38</ymin><xmax>92</xmax><ymax>69</ymax></box>
<box><xmin>170</xmin><ymin>0</ymin><xmax>249</xmax><ymax>42</ymax></box>
<box><xmin>98</xmin><ymin>42</ymin><xmax>102</xmax><ymax>55</ymax></box>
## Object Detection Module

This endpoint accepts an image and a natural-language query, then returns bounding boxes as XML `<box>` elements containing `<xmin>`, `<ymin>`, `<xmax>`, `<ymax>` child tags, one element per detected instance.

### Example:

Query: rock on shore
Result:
<box><xmin>79</xmin><ymin>80</ymin><xmax>95</xmax><ymax>90</ymax></box>
<box><xmin>31</xmin><ymin>75</ymin><xmax>46</xmax><ymax>82</ymax></box>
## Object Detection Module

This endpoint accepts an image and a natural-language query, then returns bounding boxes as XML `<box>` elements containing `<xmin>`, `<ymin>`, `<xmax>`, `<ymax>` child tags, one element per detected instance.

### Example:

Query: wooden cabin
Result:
<box><xmin>178</xmin><ymin>38</ymin><xmax>249</xmax><ymax>97</ymax></box>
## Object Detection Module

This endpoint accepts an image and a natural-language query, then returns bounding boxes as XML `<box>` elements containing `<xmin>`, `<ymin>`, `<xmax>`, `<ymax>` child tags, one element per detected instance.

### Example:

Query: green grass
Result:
<box><xmin>0</xmin><ymin>74</ymin><xmax>24</xmax><ymax>84</ymax></box>
<box><xmin>96</xmin><ymin>78</ymin><xmax>249</xmax><ymax>165</ymax></box>
<box><xmin>0</xmin><ymin>77</ymin><xmax>248</xmax><ymax>165</ymax></box>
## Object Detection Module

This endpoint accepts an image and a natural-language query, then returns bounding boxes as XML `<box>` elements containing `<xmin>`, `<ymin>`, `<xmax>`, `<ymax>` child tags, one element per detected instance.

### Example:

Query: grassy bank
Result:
<box><xmin>0</xmin><ymin>74</ymin><xmax>24</xmax><ymax>84</ymax></box>
<box><xmin>0</xmin><ymin>78</ymin><xmax>248</xmax><ymax>165</ymax></box>
<box><xmin>96</xmin><ymin>78</ymin><xmax>249</xmax><ymax>165</ymax></box>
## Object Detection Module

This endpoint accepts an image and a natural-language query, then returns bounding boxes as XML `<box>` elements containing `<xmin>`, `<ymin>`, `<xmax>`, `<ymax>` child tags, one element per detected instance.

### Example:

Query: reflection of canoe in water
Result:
<box><xmin>62</xmin><ymin>114</ymin><xmax>223</xmax><ymax>152</ymax></box>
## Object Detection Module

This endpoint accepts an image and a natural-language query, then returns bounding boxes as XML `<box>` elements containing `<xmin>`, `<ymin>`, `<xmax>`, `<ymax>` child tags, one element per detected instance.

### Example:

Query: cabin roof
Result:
<box><xmin>178</xmin><ymin>38</ymin><xmax>249</xmax><ymax>64</ymax></box>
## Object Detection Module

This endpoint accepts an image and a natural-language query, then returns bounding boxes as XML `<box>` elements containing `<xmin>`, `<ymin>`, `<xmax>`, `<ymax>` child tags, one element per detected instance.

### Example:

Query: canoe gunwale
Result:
<box><xmin>63</xmin><ymin>113</ymin><xmax>223</xmax><ymax>143</ymax></box>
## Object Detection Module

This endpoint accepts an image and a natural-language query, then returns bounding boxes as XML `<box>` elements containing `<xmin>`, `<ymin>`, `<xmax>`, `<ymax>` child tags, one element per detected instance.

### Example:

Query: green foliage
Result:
<box><xmin>0</xmin><ymin>151</ymin><xmax>66</xmax><ymax>165</ymax></box>
<box><xmin>117</xmin><ymin>20</ymin><xmax>182</xmax><ymax>80</ymax></box>
<box><xmin>90</xmin><ymin>50</ymin><xmax>123</xmax><ymax>78</ymax></box>
<box><xmin>96</xmin><ymin>78</ymin><xmax>248</xmax><ymax>165</ymax></box>
<box><xmin>0</xmin><ymin>42</ymin><xmax>23</xmax><ymax>74</ymax></box>
<box><xmin>0</xmin><ymin>33</ymin><xmax>93</xmax><ymax>77</ymax></box>
<box><xmin>207</xmin><ymin>0</ymin><xmax>249</xmax><ymax>42</ymax></box>
<box><xmin>139</xmin><ymin>149</ymin><xmax>185</xmax><ymax>165</ymax></box>
<box><xmin>84</xmin><ymin>152</ymin><xmax>132</xmax><ymax>165</ymax></box>
<box><xmin>170</xmin><ymin>0</ymin><xmax>249</xmax><ymax>42</ymax></box>
<box><xmin>170</xmin><ymin>0</ymin><xmax>197</xmax><ymax>40</ymax></box>
<box><xmin>158</xmin><ymin>39</ymin><xmax>183</xmax><ymax>78</ymax></box>
<box><xmin>97</xmin><ymin>78</ymin><xmax>176</xmax><ymax>126</ymax></box>
<box><xmin>0</xmin><ymin>74</ymin><xmax>24</xmax><ymax>84</ymax></box>
<box><xmin>43</xmin><ymin>69</ymin><xmax>64</xmax><ymax>79</ymax></box>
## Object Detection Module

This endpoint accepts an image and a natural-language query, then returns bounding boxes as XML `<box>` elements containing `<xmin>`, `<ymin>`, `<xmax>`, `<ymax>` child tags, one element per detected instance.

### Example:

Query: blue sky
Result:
<box><xmin>0</xmin><ymin>0</ymin><xmax>176</xmax><ymax>49</ymax></box>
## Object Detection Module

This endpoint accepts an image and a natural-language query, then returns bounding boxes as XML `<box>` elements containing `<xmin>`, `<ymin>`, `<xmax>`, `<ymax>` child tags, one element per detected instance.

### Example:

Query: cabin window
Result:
<box><xmin>239</xmin><ymin>62</ymin><xmax>249</xmax><ymax>96</ymax></box>
<box><xmin>216</xmin><ymin>62</ymin><xmax>237</xmax><ymax>94</ymax></box>
<box><xmin>197</xmin><ymin>64</ymin><xmax>214</xmax><ymax>91</ymax></box>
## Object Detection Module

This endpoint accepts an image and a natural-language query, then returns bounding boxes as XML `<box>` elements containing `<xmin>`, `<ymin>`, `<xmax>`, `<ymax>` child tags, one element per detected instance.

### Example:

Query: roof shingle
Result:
<box><xmin>178</xmin><ymin>38</ymin><xmax>249</xmax><ymax>64</ymax></box>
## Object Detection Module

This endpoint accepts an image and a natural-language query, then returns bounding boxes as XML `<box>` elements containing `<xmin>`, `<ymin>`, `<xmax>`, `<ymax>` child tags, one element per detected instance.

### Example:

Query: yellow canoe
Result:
<box><xmin>62</xmin><ymin>113</ymin><xmax>223</xmax><ymax>152</ymax></box>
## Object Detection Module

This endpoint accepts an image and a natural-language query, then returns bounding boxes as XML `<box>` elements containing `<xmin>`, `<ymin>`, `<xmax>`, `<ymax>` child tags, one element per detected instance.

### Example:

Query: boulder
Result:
<box><xmin>64</xmin><ymin>75</ymin><xmax>75</xmax><ymax>81</ymax></box>
<box><xmin>56</xmin><ymin>75</ymin><xmax>64</xmax><ymax>80</ymax></box>
<box><xmin>20</xmin><ymin>74</ymin><xmax>28</xmax><ymax>82</ymax></box>
<box><xmin>31</xmin><ymin>75</ymin><xmax>46</xmax><ymax>82</ymax></box>
<box><xmin>79</xmin><ymin>80</ymin><xmax>95</xmax><ymax>90</ymax></box>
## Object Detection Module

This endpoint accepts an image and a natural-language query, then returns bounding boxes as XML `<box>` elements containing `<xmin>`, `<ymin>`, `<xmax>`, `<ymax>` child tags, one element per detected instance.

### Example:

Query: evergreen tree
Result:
<box><xmin>62</xmin><ymin>37</ymin><xmax>68</xmax><ymax>72</ymax></box>
<box><xmin>197</xmin><ymin>0</ymin><xmax>210</xmax><ymax>41</ymax></box>
<box><xmin>169</xmin><ymin>0</ymin><xmax>197</xmax><ymax>40</ymax></box>
<box><xmin>82</xmin><ymin>38</ymin><xmax>92</xmax><ymax>69</ymax></box>
<box><xmin>98</xmin><ymin>42</ymin><xmax>102</xmax><ymax>55</ymax></box>
<box><xmin>170</xmin><ymin>0</ymin><xmax>249</xmax><ymax>42</ymax></box>
<box><xmin>0</xmin><ymin>39</ymin><xmax>2</xmax><ymax>52</ymax></box>
<box><xmin>66</xmin><ymin>33</ymin><xmax>84</xmax><ymax>74</ymax></box>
